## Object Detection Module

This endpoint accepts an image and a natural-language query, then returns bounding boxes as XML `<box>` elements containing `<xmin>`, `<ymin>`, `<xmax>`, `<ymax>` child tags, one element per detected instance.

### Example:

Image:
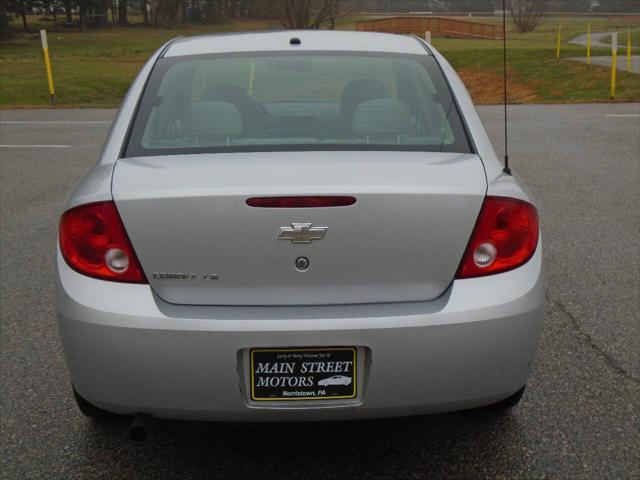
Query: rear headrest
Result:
<box><xmin>352</xmin><ymin>99</ymin><xmax>413</xmax><ymax>137</ymax></box>
<box><xmin>202</xmin><ymin>84</ymin><xmax>253</xmax><ymax>120</ymax></box>
<box><xmin>340</xmin><ymin>79</ymin><xmax>390</xmax><ymax>119</ymax></box>
<box><xmin>182</xmin><ymin>101</ymin><xmax>243</xmax><ymax>138</ymax></box>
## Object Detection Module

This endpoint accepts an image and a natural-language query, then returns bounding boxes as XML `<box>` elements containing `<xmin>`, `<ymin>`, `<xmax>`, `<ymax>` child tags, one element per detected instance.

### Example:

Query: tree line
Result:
<box><xmin>1</xmin><ymin>0</ymin><xmax>253</xmax><ymax>31</ymax></box>
<box><xmin>1</xmin><ymin>0</ymin><xmax>638</xmax><ymax>39</ymax></box>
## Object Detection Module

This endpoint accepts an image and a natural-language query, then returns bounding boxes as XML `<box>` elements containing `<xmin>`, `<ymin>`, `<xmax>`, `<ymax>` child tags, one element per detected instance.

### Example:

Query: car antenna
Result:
<box><xmin>502</xmin><ymin>0</ymin><xmax>511</xmax><ymax>175</ymax></box>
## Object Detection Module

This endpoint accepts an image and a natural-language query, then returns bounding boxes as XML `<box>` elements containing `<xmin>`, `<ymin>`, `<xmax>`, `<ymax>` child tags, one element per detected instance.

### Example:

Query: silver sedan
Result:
<box><xmin>56</xmin><ymin>31</ymin><xmax>543</xmax><ymax>433</ymax></box>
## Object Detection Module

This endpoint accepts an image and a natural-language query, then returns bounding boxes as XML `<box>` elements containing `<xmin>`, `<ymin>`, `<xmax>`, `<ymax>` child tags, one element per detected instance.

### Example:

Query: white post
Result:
<box><xmin>39</xmin><ymin>29</ymin><xmax>48</xmax><ymax>50</ymax></box>
<box><xmin>611</xmin><ymin>33</ymin><xmax>618</xmax><ymax>98</ymax></box>
<box><xmin>40</xmin><ymin>30</ymin><xmax>55</xmax><ymax>106</ymax></box>
<box><xmin>424</xmin><ymin>31</ymin><xmax>432</xmax><ymax>44</ymax></box>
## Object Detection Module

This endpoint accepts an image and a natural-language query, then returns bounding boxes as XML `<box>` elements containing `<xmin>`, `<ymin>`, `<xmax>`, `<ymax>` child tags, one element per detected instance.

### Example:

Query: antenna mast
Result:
<box><xmin>502</xmin><ymin>0</ymin><xmax>511</xmax><ymax>175</ymax></box>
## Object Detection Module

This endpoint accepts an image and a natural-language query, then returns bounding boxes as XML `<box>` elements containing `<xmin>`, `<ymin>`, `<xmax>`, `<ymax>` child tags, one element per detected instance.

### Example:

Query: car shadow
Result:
<box><xmin>79</xmin><ymin>408</ymin><xmax>528</xmax><ymax>479</ymax></box>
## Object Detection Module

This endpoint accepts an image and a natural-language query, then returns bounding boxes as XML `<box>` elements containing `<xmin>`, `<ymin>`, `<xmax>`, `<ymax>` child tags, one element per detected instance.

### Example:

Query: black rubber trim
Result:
<box><xmin>159</xmin><ymin>36</ymin><xmax>182</xmax><ymax>58</ymax></box>
<box><xmin>117</xmin><ymin>36</ymin><xmax>184</xmax><ymax>159</ymax></box>
<box><xmin>412</xmin><ymin>35</ymin><xmax>477</xmax><ymax>155</ymax></box>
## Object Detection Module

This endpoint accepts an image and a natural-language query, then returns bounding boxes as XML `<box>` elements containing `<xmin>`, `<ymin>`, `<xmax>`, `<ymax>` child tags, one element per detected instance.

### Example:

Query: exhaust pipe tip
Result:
<box><xmin>129</xmin><ymin>414</ymin><xmax>152</xmax><ymax>442</ymax></box>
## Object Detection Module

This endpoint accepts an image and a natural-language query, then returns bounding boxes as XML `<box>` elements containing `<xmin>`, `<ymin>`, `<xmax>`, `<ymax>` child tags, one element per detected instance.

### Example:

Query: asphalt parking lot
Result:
<box><xmin>1</xmin><ymin>103</ymin><xmax>639</xmax><ymax>479</ymax></box>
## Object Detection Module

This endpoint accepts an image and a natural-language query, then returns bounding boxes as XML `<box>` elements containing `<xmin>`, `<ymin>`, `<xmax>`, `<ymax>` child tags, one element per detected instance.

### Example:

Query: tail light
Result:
<box><xmin>59</xmin><ymin>201</ymin><xmax>147</xmax><ymax>283</ymax></box>
<box><xmin>456</xmin><ymin>196</ymin><xmax>539</xmax><ymax>279</ymax></box>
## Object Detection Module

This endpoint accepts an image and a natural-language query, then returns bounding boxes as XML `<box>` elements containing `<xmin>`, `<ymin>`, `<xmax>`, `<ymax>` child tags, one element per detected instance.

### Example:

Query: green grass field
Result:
<box><xmin>0</xmin><ymin>17</ymin><xmax>275</xmax><ymax>108</ymax></box>
<box><xmin>0</xmin><ymin>15</ymin><xmax>638</xmax><ymax>108</ymax></box>
<box><xmin>600</xmin><ymin>30</ymin><xmax>640</xmax><ymax>46</ymax></box>
<box><xmin>429</xmin><ymin>17</ymin><xmax>640</xmax><ymax>103</ymax></box>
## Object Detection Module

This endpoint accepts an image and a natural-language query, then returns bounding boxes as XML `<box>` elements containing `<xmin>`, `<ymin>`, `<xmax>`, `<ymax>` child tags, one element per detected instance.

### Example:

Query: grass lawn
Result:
<box><xmin>428</xmin><ymin>17</ymin><xmax>640</xmax><ymax>104</ymax></box>
<box><xmin>600</xmin><ymin>29</ymin><xmax>640</xmax><ymax>46</ymax></box>
<box><xmin>0</xmin><ymin>17</ymin><xmax>274</xmax><ymax>108</ymax></box>
<box><xmin>1</xmin><ymin>15</ymin><xmax>638</xmax><ymax>108</ymax></box>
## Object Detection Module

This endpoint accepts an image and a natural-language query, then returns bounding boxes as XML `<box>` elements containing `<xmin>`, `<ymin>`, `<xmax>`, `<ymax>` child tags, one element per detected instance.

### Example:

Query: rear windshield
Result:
<box><xmin>124</xmin><ymin>51</ymin><xmax>472</xmax><ymax>157</ymax></box>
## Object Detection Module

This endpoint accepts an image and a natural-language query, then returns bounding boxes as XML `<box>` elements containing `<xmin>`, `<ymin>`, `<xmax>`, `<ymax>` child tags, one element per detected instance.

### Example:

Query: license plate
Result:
<box><xmin>250</xmin><ymin>347</ymin><xmax>357</xmax><ymax>401</ymax></box>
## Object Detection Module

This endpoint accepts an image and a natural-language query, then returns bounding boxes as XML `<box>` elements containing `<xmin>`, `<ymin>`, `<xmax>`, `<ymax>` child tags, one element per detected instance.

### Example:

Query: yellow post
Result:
<box><xmin>556</xmin><ymin>23</ymin><xmax>562</xmax><ymax>60</ymax></box>
<box><xmin>587</xmin><ymin>24</ymin><xmax>591</xmax><ymax>65</ymax></box>
<box><xmin>627</xmin><ymin>30</ymin><xmax>632</xmax><ymax>74</ymax></box>
<box><xmin>39</xmin><ymin>30</ymin><xmax>55</xmax><ymax>106</ymax></box>
<box><xmin>248</xmin><ymin>61</ymin><xmax>256</xmax><ymax>96</ymax></box>
<box><xmin>611</xmin><ymin>33</ymin><xmax>618</xmax><ymax>99</ymax></box>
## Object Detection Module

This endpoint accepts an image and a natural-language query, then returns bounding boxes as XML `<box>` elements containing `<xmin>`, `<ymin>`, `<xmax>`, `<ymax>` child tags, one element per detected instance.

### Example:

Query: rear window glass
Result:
<box><xmin>125</xmin><ymin>51</ymin><xmax>472</xmax><ymax>157</ymax></box>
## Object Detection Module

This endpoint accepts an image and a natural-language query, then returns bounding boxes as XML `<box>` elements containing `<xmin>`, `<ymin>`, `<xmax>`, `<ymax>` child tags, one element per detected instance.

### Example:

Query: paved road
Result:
<box><xmin>568</xmin><ymin>55</ymin><xmax>640</xmax><ymax>74</ymax></box>
<box><xmin>569</xmin><ymin>30</ymin><xmax>640</xmax><ymax>50</ymax></box>
<box><xmin>1</xmin><ymin>104</ymin><xmax>639</xmax><ymax>480</ymax></box>
<box><xmin>569</xmin><ymin>30</ymin><xmax>640</xmax><ymax>73</ymax></box>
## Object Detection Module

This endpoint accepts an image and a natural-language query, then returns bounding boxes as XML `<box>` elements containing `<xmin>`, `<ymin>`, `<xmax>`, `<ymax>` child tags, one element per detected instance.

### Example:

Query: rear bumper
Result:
<box><xmin>56</xmin><ymin>244</ymin><xmax>544</xmax><ymax>421</ymax></box>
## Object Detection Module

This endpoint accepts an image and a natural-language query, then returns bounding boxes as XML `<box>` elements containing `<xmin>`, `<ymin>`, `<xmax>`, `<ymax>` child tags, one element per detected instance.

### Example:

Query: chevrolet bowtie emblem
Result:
<box><xmin>277</xmin><ymin>223</ymin><xmax>328</xmax><ymax>244</ymax></box>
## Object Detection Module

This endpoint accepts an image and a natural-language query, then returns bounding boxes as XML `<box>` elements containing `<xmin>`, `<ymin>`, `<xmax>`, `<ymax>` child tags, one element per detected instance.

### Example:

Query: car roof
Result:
<box><xmin>164</xmin><ymin>30</ymin><xmax>429</xmax><ymax>57</ymax></box>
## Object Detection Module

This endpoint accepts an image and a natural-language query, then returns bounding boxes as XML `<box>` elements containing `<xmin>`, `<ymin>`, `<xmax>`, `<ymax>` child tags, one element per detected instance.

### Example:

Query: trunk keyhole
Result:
<box><xmin>295</xmin><ymin>257</ymin><xmax>310</xmax><ymax>271</ymax></box>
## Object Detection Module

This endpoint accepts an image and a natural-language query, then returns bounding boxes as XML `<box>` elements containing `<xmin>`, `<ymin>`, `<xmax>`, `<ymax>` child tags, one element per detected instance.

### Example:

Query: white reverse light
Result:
<box><xmin>473</xmin><ymin>242</ymin><xmax>497</xmax><ymax>268</ymax></box>
<box><xmin>105</xmin><ymin>247</ymin><xmax>129</xmax><ymax>273</ymax></box>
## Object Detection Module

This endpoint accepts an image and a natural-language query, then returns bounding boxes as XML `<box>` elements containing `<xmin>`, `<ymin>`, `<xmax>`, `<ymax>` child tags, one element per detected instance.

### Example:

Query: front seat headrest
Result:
<box><xmin>340</xmin><ymin>79</ymin><xmax>390</xmax><ymax>119</ymax></box>
<box><xmin>182</xmin><ymin>101</ymin><xmax>244</xmax><ymax>140</ymax></box>
<box><xmin>352</xmin><ymin>99</ymin><xmax>413</xmax><ymax>138</ymax></box>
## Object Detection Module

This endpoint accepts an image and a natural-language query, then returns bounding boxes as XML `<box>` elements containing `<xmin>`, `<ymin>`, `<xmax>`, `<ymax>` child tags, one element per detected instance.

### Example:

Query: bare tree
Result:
<box><xmin>118</xmin><ymin>0</ymin><xmax>128</xmax><ymax>24</ymax></box>
<box><xmin>63</xmin><ymin>0</ymin><xmax>73</xmax><ymax>23</ymax></box>
<box><xmin>78</xmin><ymin>0</ymin><xmax>86</xmax><ymax>31</ymax></box>
<box><xmin>326</xmin><ymin>0</ymin><xmax>345</xmax><ymax>29</ymax></box>
<box><xmin>509</xmin><ymin>0</ymin><xmax>549</xmax><ymax>33</ymax></box>
<box><xmin>0</xmin><ymin>0</ymin><xmax>10</xmax><ymax>39</ymax></box>
<box><xmin>20</xmin><ymin>0</ymin><xmax>29</xmax><ymax>32</ymax></box>
<box><xmin>140</xmin><ymin>0</ymin><xmax>149</xmax><ymax>23</ymax></box>
<box><xmin>274</xmin><ymin>0</ymin><xmax>344</xmax><ymax>30</ymax></box>
<box><xmin>204</xmin><ymin>0</ymin><xmax>221</xmax><ymax>23</ymax></box>
<box><xmin>51</xmin><ymin>0</ymin><xmax>58</xmax><ymax>30</ymax></box>
<box><xmin>226</xmin><ymin>0</ymin><xmax>240</xmax><ymax>17</ymax></box>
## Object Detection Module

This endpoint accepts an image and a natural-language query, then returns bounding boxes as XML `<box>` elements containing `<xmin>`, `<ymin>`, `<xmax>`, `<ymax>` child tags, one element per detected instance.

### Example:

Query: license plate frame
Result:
<box><xmin>249</xmin><ymin>347</ymin><xmax>357</xmax><ymax>401</ymax></box>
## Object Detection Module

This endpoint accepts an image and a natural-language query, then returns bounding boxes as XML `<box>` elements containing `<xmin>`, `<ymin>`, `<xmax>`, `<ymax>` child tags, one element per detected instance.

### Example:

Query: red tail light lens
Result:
<box><xmin>456</xmin><ymin>196</ymin><xmax>539</xmax><ymax>279</ymax></box>
<box><xmin>59</xmin><ymin>201</ymin><xmax>147</xmax><ymax>283</ymax></box>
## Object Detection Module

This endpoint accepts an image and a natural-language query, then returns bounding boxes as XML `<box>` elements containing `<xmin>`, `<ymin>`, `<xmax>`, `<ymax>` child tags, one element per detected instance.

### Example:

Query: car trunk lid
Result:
<box><xmin>112</xmin><ymin>151</ymin><xmax>486</xmax><ymax>305</ymax></box>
